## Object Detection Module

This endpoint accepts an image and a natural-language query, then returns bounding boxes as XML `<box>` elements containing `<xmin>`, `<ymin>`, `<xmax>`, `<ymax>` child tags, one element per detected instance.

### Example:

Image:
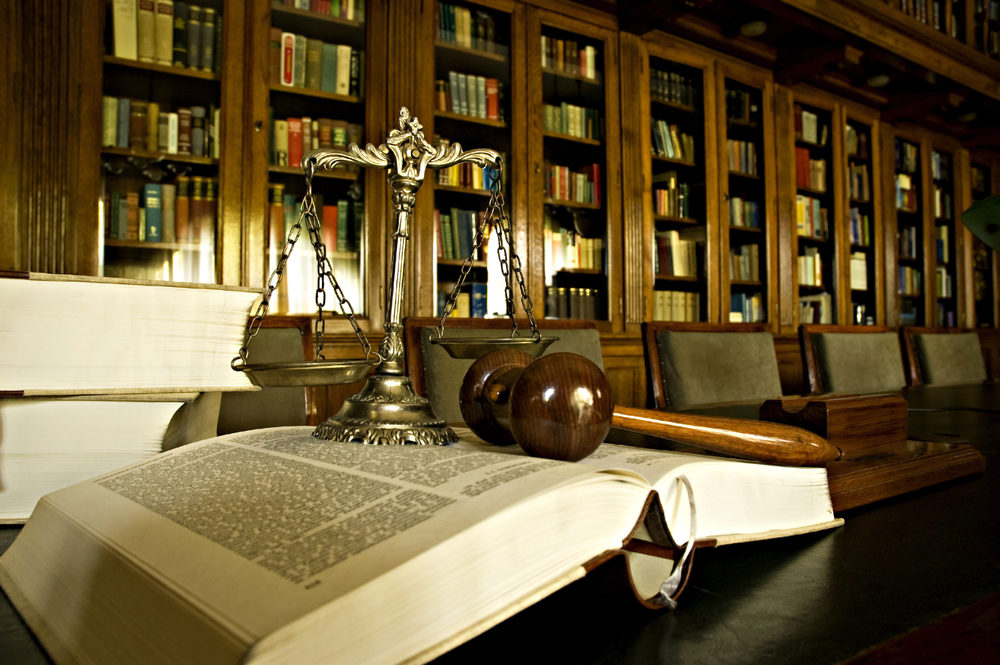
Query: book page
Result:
<box><xmin>12</xmin><ymin>427</ymin><xmax>646</xmax><ymax>646</ymax></box>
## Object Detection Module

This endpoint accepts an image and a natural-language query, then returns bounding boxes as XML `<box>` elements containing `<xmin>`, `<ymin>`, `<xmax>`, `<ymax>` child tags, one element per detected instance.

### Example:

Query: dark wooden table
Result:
<box><xmin>3</xmin><ymin>383</ymin><xmax>999</xmax><ymax>664</ymax></box>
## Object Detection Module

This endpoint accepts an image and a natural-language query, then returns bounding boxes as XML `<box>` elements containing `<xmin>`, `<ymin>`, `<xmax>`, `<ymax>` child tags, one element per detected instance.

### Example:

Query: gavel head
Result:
<box><xmin>459</xmin><ymin>349</ymin><xmax>614</xmax><ymax>461</ymax></box>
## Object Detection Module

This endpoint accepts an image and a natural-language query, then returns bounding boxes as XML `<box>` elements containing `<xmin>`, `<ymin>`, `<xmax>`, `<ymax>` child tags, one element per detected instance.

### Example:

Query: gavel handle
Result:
<box><xmin>612</xmin><ymin>406</ymin><xmax>842</xmax><ymax>467</ymax></box>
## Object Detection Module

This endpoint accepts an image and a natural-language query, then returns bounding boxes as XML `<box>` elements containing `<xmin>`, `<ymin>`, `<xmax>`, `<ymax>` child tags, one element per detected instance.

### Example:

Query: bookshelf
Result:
<box><xmin>894</xmin><ymin>135</ymin><xmax>924</xmax><ymax>325</ymax></box>
<box><xmin>527</xmin><ymin>9</ymin><xmax>621</xmax><ymax>330</ymax></box>
<box><xmin>972</xmin><ymin>0</ymin><xmax>1000</xmax><ymax>58</ymax></box>
<box><xmin>930</xmin><ymin>147</ymin><xmax>959</xmax><ymax>326</ymax></box>
<box><xmin>100</xmin><ymin>0</ymin><xmax>226</xmax><ymax>284</ymax></box>
<box><xmin>791</xmin><ymin>98</ymin><xmax>837</xmax><ymax>326</ymax></box>
<box><xmin>260</xmin><ymin>2</ymin><xmax>368</xmax><ymax>316</ymax></box>
<box><xmin>970</xmin><ymin>160</ymin><xmax>997</xmax><ymax>326</ymax></box>
<box><xmin>721</xmin><ymin>70</ymin><xmax>774</xmax><ymax>325</ymax></box>
<box><xmin>428</xmin><ymin>0</ymin><xmax>519</xmax><ymax>319</ymax></box>
<box><xmin>845</xmin><ymin>116</ymin><xmax>879</xmax><ymax>325</ymax></box>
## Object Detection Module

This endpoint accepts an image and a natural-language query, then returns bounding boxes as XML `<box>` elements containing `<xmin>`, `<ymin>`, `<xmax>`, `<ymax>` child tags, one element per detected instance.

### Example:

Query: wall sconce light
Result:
<box><xmin>739</xmin><ymin>20</ymin><xmax>768</xmax><ymax>37</ymax></box>
<box><xmin>865</xmin><ymin>73</ymin><xmax>891</xmax><ymax>88</ymax></box>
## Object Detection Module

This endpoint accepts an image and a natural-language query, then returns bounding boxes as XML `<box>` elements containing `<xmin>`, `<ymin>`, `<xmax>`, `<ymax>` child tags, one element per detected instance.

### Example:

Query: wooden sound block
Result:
<box><xmin>760</xmin><ymin>394</ymin><xmax>986</xmax><ymax>512</ymax></box>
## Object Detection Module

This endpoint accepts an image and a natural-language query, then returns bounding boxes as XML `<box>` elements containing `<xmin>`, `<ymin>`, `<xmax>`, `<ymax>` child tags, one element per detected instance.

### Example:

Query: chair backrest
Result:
<box><xmin>799</xmin><ymin>324</ymin><xmax>907</xmax><ymax>395</ymax></box>
<box><xmin>900</xmin><ymin>327</ymin><xmax>988</xmax><ymax>386</ymax></box>
<box><xmin>403</xmin><ymin>317</ymin><xmax>603</xmax><ymax>425</ymax></box>
<box><xmin>641</xmin><ymin>322</ymin><xmax>783</xmax><ymax>409</ymax></box>
<box><xmin>217</xmin><ymin>321</ymin><xmax>310</xmax><ymax>435</ymax></box>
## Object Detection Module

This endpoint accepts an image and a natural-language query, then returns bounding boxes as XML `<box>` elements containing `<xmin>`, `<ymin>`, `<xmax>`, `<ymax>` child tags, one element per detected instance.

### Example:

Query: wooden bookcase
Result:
<box><xmin>425</xmin><ymin>0</ymin><xmax>523</xmax><ymax>320</ymax></box>
<box><xmin>526</xmin><ymin>7</ymin><xmax>621</xmax><ymax>332</ymax></box>
<box><xmin>100</xmin><ymin>0</ymin><xmax>230</xmax><ymax>284</ymax></box>
<box><xmin>890</xmin><ymin>132</ymin><xmax>925</xmax><ymax>326</ymax></box>
<box><xmin>969</xmin><ymin>158</ymin><xmax>998</xmax><ymax>327</ymax></box>
<box><xmin>843</xmin><ymin>107</ymin><xmax>885</xmax><ymax>325</ymax></box>
<box><xmin>718</xmin><ymin>63</ymin><xmax>777</xmax><ymax>326</ymax></box>
<box><xmin>930</xmin><ymin>144</ymin><xmax>960</xmax><ymax>325</ymax></box>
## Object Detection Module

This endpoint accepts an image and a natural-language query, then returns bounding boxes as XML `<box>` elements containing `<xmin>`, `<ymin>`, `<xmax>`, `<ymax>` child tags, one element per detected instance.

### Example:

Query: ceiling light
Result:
<box><xmin>865</xmin><ymin>73</ymin><xmax>891</xmax><ymax>88</ymax></box>
<box><xmin>739</xmin><ymin>20</ymin><xmax>768</xmax><ymax>37</ymax></box>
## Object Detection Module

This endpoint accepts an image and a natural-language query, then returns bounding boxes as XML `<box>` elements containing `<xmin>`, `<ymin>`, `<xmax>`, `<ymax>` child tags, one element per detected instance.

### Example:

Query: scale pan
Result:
<box><xmin>431</xmin><ymin>336</ymin><xmax>558</xmax><ymax>360</ymax></box>
<box><xmin>238</xmin><ymin>358</ymin><xmax>378</xmax><ymax>387</ymax></box>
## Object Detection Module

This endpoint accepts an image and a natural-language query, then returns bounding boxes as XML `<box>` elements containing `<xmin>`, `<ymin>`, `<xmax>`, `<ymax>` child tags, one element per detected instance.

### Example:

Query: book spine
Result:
<box><xmin>186</xmin><ymin>4</ymin><xmax>201</xmax><ymax>69</ymax></box>
<box><xmin>280</xmin><ymin>32</ymin><xmax>295</xmax><ymax>86</ymax></box>
<box><xmin>172</xmin><ymin>1</ymin><xmax>188</xmax><ymax>66</ymax></box>
<box><xmin>293</xmin><ymin>34</ymin><xmax>307</xmax><ymax>87</ymax></box>
<box><xmin>154</xmin><ymin>0</ymin><xmax>174</xmax><ymax>66</ymax></box>
<box><xmin>137</xmin><ymin>0</ymin><xmax>156</xmax><ymax>62</ymax></box>
<box><xmin>167</xmin><ymin>112</ymin><xmax>179</xmax><ymax>153</ymax></box>
<box><xmin>305</xmin><ymin>38</ymin><xmax>323</xmax><ymax>90</ymax></box>
<box><xmin>175</xmin><ymin>175</ymin><xmax>190</xmax><ymax>241</ymax></box>
<box><xmin>200</xmin><ymin>7</ymin><xmax>215</xmax><ymax>72</ymax></box>
<box><xmin>143</xmin><ymin>182</ymin><xmax>163</xmax><ymax>242</ymax></box>
<box><xmin>112</xmin><ymin>0</ymin><xmax>139</xmax><ymax>60</ymax></box>
<box><xmin>102</xmin><ymin>96</ymin><xmax>118</xmax><ymax>147</ymax></box>
<box><xmin>116</xmin><ymin>98</ymin><xmax>130</xmax><ymax>148</ymax></box>
<box><xmin>177</xmin><ymin>107</ymin><xmax>192</xmax><ymax>155</ymax></box>
<box><xmin>145</xmin><ymin>101</ymin><xmax>159</xmax><ymax>151</ymax></box>
<box><xmin>161</xmin><ymin>182</ymin><xmax>176</xmax><ymax>242</ymax></box>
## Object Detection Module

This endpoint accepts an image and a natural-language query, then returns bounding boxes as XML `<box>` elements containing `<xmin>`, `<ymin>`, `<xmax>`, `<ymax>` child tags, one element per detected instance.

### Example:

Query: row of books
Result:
<box><xmin>652</xmin><ymin>289</ymin><xmax>700</xmax><ymax>322</ymax></box>
<box><xmin>652</xmin><ymin>172</ymin><xmax>691</xmax><ymax>219</ymax></box>
<box><xmin>267</xmin><ymin>184</ymin><xmax>362</xmax><ymax>313</ymax></box>
<box><xmin>730</xmin><ymin>197</ymin><xmax>761</xmax><ymax>229</ymax></box>
<box><xmin>725</xmin><ymin>88</ymin><xmax>759</xmax><ymax>123</ymax></box>
<box><xmin>796</xmin><ymin>194</ymin><xmax>829</xmax><ymax>239</ymax></box>
<box><xmin>899</xmin><ymin>265</ymin><xmax>923</xmax><ymax>296</ymax></box>
<box><xmin>102</xmin><ymin>97</ymin><xmax>218</xmax><ymax>158</ymax></box>
<box><xmin>436</xmin><ymin>283</ymin><xmax>488</xmax><ymax>319</ymax></box>
<box><xmin>543</xmin><ymin>225</ymin><xmax>604</xmax><ymax>273</ymax></box>
<box><xmin>434</xmin><ymin>73</ymin><xmax>502</xmax><ymax>121</ymax></box>
<box><xmin>542</xmin><ymin>103</ymin><xmax>601</xmax><ymax>140</ymax></box>
<box><xmin>848</xmin><ymin>162</ymin><xmax>871</xmax><ymax>201</ymax></box>
<box><xmin>799</xmin><ymin>247</ymin><xmax>824</xmax><ymax>287</ymax></box>
<box><xmin>930</xmin><ymin>150</ymin><xmax>952</xmax><ymax>181</ymax></box>
<box><xmin>540</xmin><ymin>35</ymin><xmax>599</xmax><ymax>80</ymax></box>
<box><xmin>895</xmin><ymin>173</ymin><xmax>919</xmax><ymax>211</ymax></box>
<box><xmin>654</xmin><ymin>230</ymin><xmax>698</xmax><ymax>278</ymax></box>
<box><xmin>848</xmin><ymin>207</ymin><xmax>871</xmax><ymax>246</ymax></box>
<box><xmin>936</xmin><ymin>301</ymin><xmax>957</xmax><ymax>327</ymax></box>
<box><xmin>111</xmin><ymin>1</ymin><xmax>220</xmax><ymax>74</ymax></box>
<box><xmin>652</xmin><ymin>121</ymin><xmax>695</xmax><ymax>162</ymax></box>
<box><xmin>105</xmin><ymin>176</ymin><xmax>216</xmax><ymax>245</ymax></box>
<box><xmin>932</xmin><ymin>185</ymin><xmax>954</xmax><ymax>220</ymax></box>
<box><xmin>730</xmin><ymin>244</ymin><xmax>760</xmax><ymax>282</ymax></box>
<box><xmin>274</xmin><ymin>0</ymin><xmax>365</xmax><ymax>22</ymax></box>
<box><xmin>650</xmin><ymin>67</ymin><xmax>697</xmax><ymax>108</ymax></box>
<box><xmin>850</xmin><ymin>252</ymin><xmax>869</xmax><ymax>291</ymax></box>
<box><xmin>271</xmin><ymin>116</ymin><xmax>363</xmax><ymax>168</ymax></box>
<box><xmin>793</xmin><ymin>105</ymin><xmax>828</xmax><ymax>146</ymax></box>
<box><xmin>730</xmin><ymin>292</ymin><xmax>764</xmax><ymax>323</ymax></box>
<box><xmin>727</xmin><ymin>139</ymin><xmax>758</xmax><ymax>176</ymax></box>
<box><xmin>435</xmin><ymin>2</ymin><xmax>498</xmax><ymax>53</ymax></box>
<box><xmin>896</xmin><ymin>140</ymin><xmax>919</xmax><ymax>173</ymax></box>
<box><xmin>545</xmin><ymin>286</ymin><xmax>600</xmax><ymax>320</ymax></box>
<box><xmin>434</xmin><ymin>208</ymin><xmax>487</xmax><ymax>262</ymax></box>
<box><xmin>845</xmin><ymin>124</ymin><xmax>870</xmax><ymax>159</ymax></box>
<box><xmin>799</xmin><ymin>292</ymin><xmax>833</xmax><ymax>324</ymax></box>
<box><xmin>795</xmin><ymin>146</ymin><xmax>827</xmax><ymax>192</ymax></box>
<box><xmin>271</xmin><ymin>31</ymin><xmax>363</xmax><ymax>96</ymax></box>
<box><xmin>543</xmin><ymin>163</ymin><xmax>602</xmax><ymax>206</ymax></box>
<box><xmin>899</xmin><ymin>224</ymin><xmax>921</xmax><ymax>260</ymax></box>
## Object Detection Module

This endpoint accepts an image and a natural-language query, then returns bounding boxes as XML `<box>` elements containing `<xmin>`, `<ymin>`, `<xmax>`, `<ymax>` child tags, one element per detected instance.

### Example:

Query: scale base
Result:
<box><xmin>312</xmin><ymin>373</ymin><xmax>457</xmax><ymax>445</ymax></box>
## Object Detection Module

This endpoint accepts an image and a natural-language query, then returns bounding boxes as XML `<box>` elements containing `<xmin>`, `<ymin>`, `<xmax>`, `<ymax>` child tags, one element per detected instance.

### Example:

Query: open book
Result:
<box><xmin>0</xmin><ymin>427</ymin><xmax>840</xmax><ymax>665</ymax></box>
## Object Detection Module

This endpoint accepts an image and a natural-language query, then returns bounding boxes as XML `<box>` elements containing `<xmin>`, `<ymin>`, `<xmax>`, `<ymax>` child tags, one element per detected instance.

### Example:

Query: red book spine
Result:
<box><xmin>287</xmin><ymin>118</ymin><xmax>303</xmax><ymax>168</ymax></box>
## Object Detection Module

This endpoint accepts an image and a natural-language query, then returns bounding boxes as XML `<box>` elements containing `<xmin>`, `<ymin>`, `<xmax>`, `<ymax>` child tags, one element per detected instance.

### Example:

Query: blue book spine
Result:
<box><xmin>321</xmin><ymin>43</ymin><xmax>337</xmax><ymax>93</ymax></box>
<box><xmin>471</xmin><ymin>282</ymin><xmax>487</xmax><ymax>317</ymax></box>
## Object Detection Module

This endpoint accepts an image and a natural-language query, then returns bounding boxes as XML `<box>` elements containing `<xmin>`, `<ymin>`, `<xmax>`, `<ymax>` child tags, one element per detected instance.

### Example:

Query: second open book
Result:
<box><xmin>0</xmin><ymin>427</ymin><xmax>841</xmax><ymax>665</ymax></box>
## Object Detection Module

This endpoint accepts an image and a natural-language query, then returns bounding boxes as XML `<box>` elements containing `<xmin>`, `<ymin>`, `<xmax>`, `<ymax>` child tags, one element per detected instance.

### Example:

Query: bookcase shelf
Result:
<box><xmin>970</xmin><ymin>160</ymin><xmax>997</xmax><ymax>327</ymax></box>
<box><xmin>791</xmin><ymin>98</ymin><xmax>836</xmax><ymax>326</ymax></box>
<box><xmin>846</xmin><ymin>113</ymin><xmax>879</xmax><ymax>325</ymax></box>
<box><xmin>100</xmin><ymin>0</ymin><xmax>226</xmax><ymax>284</ymax></box>
<box><xmin>530</xmin><ymin>8</ymin><xmax>619</xmax><ymax>328</ymax></box>
<box><xmin>268</xmin><ymin>84</ymin><xmax>362</xmax><ymax>104</ymax></box>
<box><xmin>931</xmin><ymin>147</ymin><xmax>958</xmax><ymax>326</ymax></box>
<box><xmin>894</xmin><ymin>134</ymin><xmax>925</xmax><ymax>325</ymax></box>
<box><xmin>722</xmin><ymin>70</ymin><xmax>773</xmax><ymax>325</ymax></box>
<box><xmin>267</xmin><ymin>165</ymin><xmax>358</xmax><ymax>180</ymax></box>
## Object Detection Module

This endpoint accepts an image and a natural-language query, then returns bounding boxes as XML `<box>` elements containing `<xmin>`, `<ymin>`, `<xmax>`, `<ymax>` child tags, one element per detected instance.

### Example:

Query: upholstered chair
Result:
<box><xmin>900</xmin><ymin>327</ymin><xmax>988</xmax><ymax>386</ymax></box>
<box><xmin>799</xmin><ymin>324</ymin><xmax>907</xmax><ymax>395</ymax></box>
<box><xmin>642</xmin><ymin>322</ymin><xmax>783</xmax><ymax>410</ymax></box>
<box><xmin>403</xmin><ymin>317</ymin><xmax>603</xmax><ymax>426</ymax></box>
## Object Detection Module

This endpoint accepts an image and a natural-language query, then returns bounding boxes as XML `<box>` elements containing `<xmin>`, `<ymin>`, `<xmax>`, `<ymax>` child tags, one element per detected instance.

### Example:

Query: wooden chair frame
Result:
<box><xmin>798</xmin><ymin>324</ymin><xmax>896</xmax><ymax>395</ymax></box>
<box><xmin>641</xmin><ymin>321</ymin><xmax>773</xmax><ymax>409</ymax></box>
<box><xmin>899</xmin><ymin>326</ymin><xmax>986</xmax><ymax>387</ymax></box>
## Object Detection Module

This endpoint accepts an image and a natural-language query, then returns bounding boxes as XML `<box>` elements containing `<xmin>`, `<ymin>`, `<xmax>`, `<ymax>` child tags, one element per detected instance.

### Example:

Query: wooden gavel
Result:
<box><xmin>459</xmin><ymin>350</ymin><xmax>842</xmax><ymax>466</ymax></box>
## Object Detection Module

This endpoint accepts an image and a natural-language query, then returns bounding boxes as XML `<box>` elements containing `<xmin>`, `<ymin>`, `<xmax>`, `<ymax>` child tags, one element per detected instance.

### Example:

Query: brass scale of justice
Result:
<box><xmin>232</xmin><ymin>108</ymin><xmax>839</xmax><ymax>468</ymax></box>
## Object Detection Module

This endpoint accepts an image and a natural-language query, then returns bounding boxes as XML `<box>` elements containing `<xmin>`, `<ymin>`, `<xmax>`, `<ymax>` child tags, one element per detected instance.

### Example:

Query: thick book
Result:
<box><xmin>0</xmin><ymin>426</ymin><xmax>838</xmax><ymax>665</ymax></box>
<box><xmin>0</xmin><ymin>392</ymin><xmax>220</xmax><ymax>523</ymax></box>
<box><xmin>0</xmin><ymin>273</ymin><xmax>260</xmax><ymax>395</ymax></box>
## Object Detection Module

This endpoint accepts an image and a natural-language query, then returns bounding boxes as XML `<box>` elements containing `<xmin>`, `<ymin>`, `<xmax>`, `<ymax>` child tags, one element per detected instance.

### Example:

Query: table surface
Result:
<box><xmin>2</xmin><ymin>383</ymin><xmax>999</xmax><ymax>665</ymax></box>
